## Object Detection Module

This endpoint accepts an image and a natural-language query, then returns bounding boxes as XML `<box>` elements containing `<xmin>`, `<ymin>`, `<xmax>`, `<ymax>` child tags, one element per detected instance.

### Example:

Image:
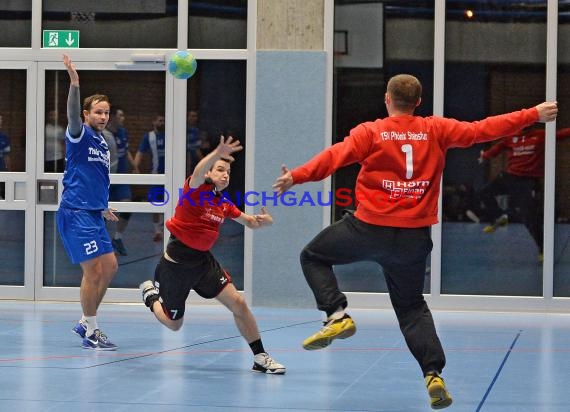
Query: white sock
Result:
<box><xmin>84</xmin><ymin>316</ymin><xmax>99</xmax><ymax>337</ymax></box>
<box><xmin>328</xmin><ymin>307</ymin><xmax>345</xmax><ymax>321</ymax></box>
<box><xmin>114</xmin><ymin>232</ymin><xmax>122</xmax><ymax>240</ymax></box>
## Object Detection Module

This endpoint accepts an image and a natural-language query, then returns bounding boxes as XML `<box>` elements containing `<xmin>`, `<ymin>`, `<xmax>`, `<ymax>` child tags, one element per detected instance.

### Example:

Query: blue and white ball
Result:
<box><xmin>168</xmin><ymin>50</ymin><xmax>197</xmax><ymax>80</ymax></box>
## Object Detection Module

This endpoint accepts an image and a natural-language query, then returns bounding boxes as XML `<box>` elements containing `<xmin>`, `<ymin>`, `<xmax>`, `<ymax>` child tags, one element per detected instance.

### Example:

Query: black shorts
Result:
<box><xmin>153</xmin><ymin>236</ymin><xmax>231</xmax><ymax>320</ymax></box>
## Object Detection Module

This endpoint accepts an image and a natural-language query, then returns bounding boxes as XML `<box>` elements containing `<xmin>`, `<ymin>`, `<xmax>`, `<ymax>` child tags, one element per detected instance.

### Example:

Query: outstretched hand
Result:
<box><xmin>272</xmin><ymin>165</ymin><xmax>293</xmax><ymax>196</ymax></box>
<box><xmin>535</xmin><ymin>101</ymin><xmax>558</xmax><ymax>123</ymax></box>
<box><xmin>62</xmin><ymin>54</ymin><xmax>79</xmax><ymax>87</ymax></box>
<box><xmin>214</xmin><ymin>135</ymin><xmax>243</xmax><ymax>162</ymax></box>
<box><xmin>254</xmin><ymin>206</ymin><xmax>273</xmax><ymax>226</ymax></box>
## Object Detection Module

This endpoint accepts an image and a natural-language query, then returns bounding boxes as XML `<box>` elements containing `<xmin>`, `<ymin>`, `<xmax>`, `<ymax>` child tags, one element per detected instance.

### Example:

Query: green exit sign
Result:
<box><xmin>43</xmin><ymin>30</ymin><xmax>80</xmax><ymax>48</ymax></box>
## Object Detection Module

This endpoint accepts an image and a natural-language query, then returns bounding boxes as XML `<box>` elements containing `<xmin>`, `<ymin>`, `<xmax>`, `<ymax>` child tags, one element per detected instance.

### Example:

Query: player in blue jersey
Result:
<box><xmin>56</xmin><ymin>54</ymin><xmax>119</xmax><ymax>351</ymax></box>
<box><xmin>134</xmin><ymin>115</ymin><xmax>166</xmax><ymax>241</ymax></box>
<box><xmin>104</xmin><ymin>107</ymin><xmax>135</xmax><ymax>256</ymax></box>
<box><xmin>135</xmin><ymin>115</ymin><xmax>166</xmax><ymax>175</ymax></box>
<box><xmin>0</xmin><ymin>115</ymin><xmax>11</xmax><ymax>172</ymax></box>
<box><xmin>185</xmin><ymin>109</ymin><xmax>203</xmax><ymax>175</ymax></box>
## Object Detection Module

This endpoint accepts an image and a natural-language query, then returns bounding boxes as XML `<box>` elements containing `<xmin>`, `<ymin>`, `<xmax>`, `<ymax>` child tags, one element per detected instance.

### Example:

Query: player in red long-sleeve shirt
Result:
<box><xmin>469</xmin><ymin>127</ymin><xmax>570</xmax><ymax>259</ymax></box>
<box><xmin>273</xmin><ymin>74</ymin><xmax>558</xmax><ymax>410</ymax></box>
<box><xmin>139</xmin><ymin>136</ymin><xmax>285</xmax><ymax>375</ymax></box>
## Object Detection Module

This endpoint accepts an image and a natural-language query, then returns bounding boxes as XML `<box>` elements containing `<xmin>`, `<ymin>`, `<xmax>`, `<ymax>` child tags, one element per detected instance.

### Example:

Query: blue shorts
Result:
<box><xmin>56</xmin><ymin>207</ymin><xmax>114</xmax><ymax>264</ymax></box>
<box><xmin>109</xmin><ymin>184</ymin><xmax>132</xmax><ymax>201</ymax></box>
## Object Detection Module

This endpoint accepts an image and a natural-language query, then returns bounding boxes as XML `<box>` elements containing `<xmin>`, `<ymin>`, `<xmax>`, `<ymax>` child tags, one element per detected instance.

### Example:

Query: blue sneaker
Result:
<box><xmin>72</xmin><ymin>321</ymin><xmax>87</xmax><ymax>338</ymax></box>
<box><xmin>82</xmin><ymin>329</ymin><xmax>118</xmax><ymax>351</ymax></box>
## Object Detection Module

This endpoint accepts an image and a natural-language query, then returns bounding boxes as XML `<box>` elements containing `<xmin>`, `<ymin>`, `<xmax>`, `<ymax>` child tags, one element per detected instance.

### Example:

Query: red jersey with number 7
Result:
<box><xmin>291</xmin><ymin>108</ymin><xmax>539</xmax><ymax>228</ymax></box>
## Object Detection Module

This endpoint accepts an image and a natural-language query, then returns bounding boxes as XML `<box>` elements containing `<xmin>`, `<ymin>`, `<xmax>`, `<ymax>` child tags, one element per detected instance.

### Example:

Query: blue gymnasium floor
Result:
<box><xmin>1</xmin><ymin>302</ymin><xmax>570</xmax><ymax>412</ymax></box>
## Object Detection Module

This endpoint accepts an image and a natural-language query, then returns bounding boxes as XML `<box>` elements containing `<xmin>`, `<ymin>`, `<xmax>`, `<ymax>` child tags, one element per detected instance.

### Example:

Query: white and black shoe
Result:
<box><xmin>139</xmin><ymin>280</ymin><xmax>160</xmax><ymax>309</ymax></box>
<box><xmin>252</xmin><ymin>353</ymin><xmax>286</xmax><ymax>374</ymax></box>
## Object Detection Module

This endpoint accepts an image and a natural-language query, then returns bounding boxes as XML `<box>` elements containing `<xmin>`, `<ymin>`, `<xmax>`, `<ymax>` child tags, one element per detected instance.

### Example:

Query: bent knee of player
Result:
<box><xmin>166</xmin><ymin>318</ymin><xmax>184</xmax><ymax>331</ymax></box>
<box><xmin>95</xmin><ymin>252</ymin><xmax>118</xmax><ymax>279</ymax></box>
<box><xmin>162</xmin><ymin>312</ymin><xmax>184</xmax><ymax>331</ymax></box>
<box><xmin>218</xmin><ymin>285</ymin><xmax>248</xmax><ymax>316</ymax></box>
<box><xmin>300</xmin><ymin>246</ymin><xmax>319</xmax><ymax>267</ymax></box>
<box><xmin>158</xmin><ymin>304</ymin><xmax>184</xmax><ymax>331</ymax></box>
<box><xmin>81</xmin><ymin>258</ymin><xmax>111</xmax><ymax>281</ymax></box>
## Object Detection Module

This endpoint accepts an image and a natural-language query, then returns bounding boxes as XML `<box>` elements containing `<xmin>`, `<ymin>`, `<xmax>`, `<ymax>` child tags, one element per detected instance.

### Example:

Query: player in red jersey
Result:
<box><xmin>140</xmin><ymin>136</ymin><xmax>285</xmax><ymax>375</ymax></box>
<box><xmin>273</xmin><ymin>74</ymin><xmax>558</xmax><ymax>409</ymax></box>
<box><xmin>468</xmin><ymin>126</ymin><xmax>570</xmax><ymax>260</ymax></box>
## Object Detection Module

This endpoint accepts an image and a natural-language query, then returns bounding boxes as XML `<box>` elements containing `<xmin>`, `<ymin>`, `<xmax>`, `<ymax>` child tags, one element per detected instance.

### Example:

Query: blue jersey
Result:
<box><xmin>186</xmin><ymin>127</ymin><xmax>201</xmax><ymax>151</ymax></box>
<box><xmin>0</xmin><ymin>132</ymin><xmax>11</xmax><ymax>171</ymax></box>
<box><xmin>138</xmin><ymin>130</ymin><xmax>165</xmax><ymax>173</ymax></box>
<box><xmin>60</xmin><ymin>124</ymin><xmax>110</xmax><ymax>210</ymax></box>
<box><xmin>114</xmin><ymin>127</ymin><xmax>130</xmax><ymax>173</ymax></box>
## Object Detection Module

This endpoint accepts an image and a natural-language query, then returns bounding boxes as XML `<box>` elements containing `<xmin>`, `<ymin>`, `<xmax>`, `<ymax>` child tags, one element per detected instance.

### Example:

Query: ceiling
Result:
<box><xmin>3</xmin><ymin>1</ymin><xmax>569</xmax><ymax>23</ymax></box>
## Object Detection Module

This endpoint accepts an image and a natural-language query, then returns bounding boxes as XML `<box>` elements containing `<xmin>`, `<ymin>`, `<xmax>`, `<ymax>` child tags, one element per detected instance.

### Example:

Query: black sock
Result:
<box><xmin>146</xmin><ymin>294</ymin><xmax>160</xmax><ymax>312</ymax></box>
<box><xmin>249</xmin><ymin>339</ymin><xmax>265</xmax><ymax>355</ymax></box>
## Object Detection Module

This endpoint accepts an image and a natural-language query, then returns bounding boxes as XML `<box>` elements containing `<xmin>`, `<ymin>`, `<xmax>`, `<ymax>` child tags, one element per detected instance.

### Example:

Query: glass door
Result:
<box><xmin>35</xmin><ymin>58</ymin><xmax>174</xmax><ymax>302</ymax></box>
<box><xmin>0</xmin><ymin>61</ymin><xmax>36</xmax><ymax>299</ymax></box>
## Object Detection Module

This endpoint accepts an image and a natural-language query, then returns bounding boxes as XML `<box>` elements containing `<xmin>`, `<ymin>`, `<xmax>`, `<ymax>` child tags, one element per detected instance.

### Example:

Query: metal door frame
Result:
<box><xmin>0</xmin><ymin>61</ymin><xmax>37</xmax><ymax>299</ymax></box>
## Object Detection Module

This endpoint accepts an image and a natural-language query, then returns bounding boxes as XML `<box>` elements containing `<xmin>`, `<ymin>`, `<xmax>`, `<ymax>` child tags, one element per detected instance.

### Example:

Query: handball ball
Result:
<box><xmin>168</xmin><ymin>50</ymin><xmax>197</xmax><ymax>80</ymax></box>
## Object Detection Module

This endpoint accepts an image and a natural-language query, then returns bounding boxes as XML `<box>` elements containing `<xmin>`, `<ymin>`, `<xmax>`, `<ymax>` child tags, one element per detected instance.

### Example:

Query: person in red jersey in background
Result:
<box><xmin>467</xmin><ymin>126</ymin><xmax>570</xmax><ymax>261</ymax></box>
<box><xmin>139</xmin><ymin>136</ymin><xmax>285</xmax><ymax>375</ymax></box>
<box><xmin>272</xmin><ymin>73</ymin><xmax>558</xmax><ymax>409</ymax></box>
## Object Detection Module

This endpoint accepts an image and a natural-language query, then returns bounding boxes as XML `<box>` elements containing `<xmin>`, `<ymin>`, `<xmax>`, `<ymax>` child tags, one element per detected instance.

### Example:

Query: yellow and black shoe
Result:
<box><xmin>483</xmin><ymin>214</ymin><xmax>508</xmax><ymax>233</ymax></box>
<box><xmin>425</xmin><ymin>372</ymin><xmax>453</xmax><ymax>410</ymax></box>
<box><xmin>302</xmin><ymin>314</ymin><xmax>356</xmax><ymax>350</ymax></box>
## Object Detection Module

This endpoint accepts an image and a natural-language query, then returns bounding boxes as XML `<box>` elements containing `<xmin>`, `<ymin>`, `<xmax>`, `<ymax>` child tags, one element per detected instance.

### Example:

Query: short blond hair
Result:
<box><xmin>387</xmin><ymin>74</ymin><xmax>422</xmax><ymax>112</ymax></box>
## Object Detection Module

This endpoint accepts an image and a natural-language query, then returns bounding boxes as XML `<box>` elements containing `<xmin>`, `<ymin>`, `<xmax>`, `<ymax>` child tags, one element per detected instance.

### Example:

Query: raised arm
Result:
<box><xmin>272</xmin><ymin>125</ymin><xmax>370</xmax><ymax>196</ymax></box>
<box><xmin>272</xmin><ymin>165</ymin><xmax>293</xmax><ymax>196</ymax></box>
<box><xmin>188</xmin><ymin>135</ymin><xmax>243</xmax><ymax>188</ymax></box>
<box><xmin>63</xmin><ymin>54</ymin><xmax>82</xmax><ymax>137</ymax></box>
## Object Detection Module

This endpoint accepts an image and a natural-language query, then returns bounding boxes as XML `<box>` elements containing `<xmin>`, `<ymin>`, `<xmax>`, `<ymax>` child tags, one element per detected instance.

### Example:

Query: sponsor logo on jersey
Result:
<box><xmin>87</xmin><ymin>146</ymin><xmax>110</xmax><ymax>168</ymax></box>
<box><xmin>201</xmin><ymin>208</ymin><xmax>224</xmax><ymax>224</ymax></box>
<box><xmin>382</xmin><ymin>179</ymin><xmax>430</xmax><ymax>200</ymax></box>
<box><xmin>380</xmin><ymin>131</ymin><xmax>428</xmax><ymax>141</ymax></box>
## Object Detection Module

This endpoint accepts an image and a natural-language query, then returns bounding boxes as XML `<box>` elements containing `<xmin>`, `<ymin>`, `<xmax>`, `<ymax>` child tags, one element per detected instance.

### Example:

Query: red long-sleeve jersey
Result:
<box><xmin>291</xmin><ymin>108</ymin><xmax>539</xmax><ymax>228</ymax></box>
<box><xmin>166</xmin><ymin>180</ymin><xmax>242</xmax><ymax>251</ymax></box>
<box><xmin>481</xmin><ymin>128</ymin><xmax>570</xmax><ymax>177</ymax></box>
